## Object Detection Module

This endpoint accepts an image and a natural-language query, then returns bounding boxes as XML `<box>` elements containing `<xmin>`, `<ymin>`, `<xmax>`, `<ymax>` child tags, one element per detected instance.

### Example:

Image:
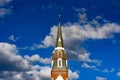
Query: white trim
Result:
<box><xmin>52</xmin><ymin>60</ymin><xmax>53</xmax><ymax>67</ymax></box>
<box><xmin>55</xmin><ymin>47</ymin><xmax>64</xmax><ymax>50</ymax></box>
<box><xmin>66</xmin><ymin>60</ymin><xmax>68</xmax><ymax>67</ymax></box>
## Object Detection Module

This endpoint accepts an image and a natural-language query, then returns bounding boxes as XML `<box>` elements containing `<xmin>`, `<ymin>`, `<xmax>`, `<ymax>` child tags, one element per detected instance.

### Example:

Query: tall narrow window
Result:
<box><xmin>59</xmin><ymin>60</ymin><xmax>61</xmax><ymax>66</ymax></box>
<box><xmin>58</xmin><ymin>58</ymin><xmax>62</xmax><ymax>67</ymax></box>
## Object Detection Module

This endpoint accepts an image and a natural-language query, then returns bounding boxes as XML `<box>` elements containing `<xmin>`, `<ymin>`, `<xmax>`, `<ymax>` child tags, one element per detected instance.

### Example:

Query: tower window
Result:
<box><xmin>58</xmin><ymin>58</ymin><xmax>62</xmax><ymax>67</ymax></box>
<box><xmin>59</xmin><ymin>60</ymin><xmax>61</xmax><ymax>66</ymax></box>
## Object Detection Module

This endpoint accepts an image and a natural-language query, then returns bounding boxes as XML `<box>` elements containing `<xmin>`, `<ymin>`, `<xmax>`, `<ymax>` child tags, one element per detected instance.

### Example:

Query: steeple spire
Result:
<box><xmin>51</xmin><ymin>15</ymin><xmax>68</xmax><ymax>80</ymax></box>
<box><xmin>56</xmin><ymin>14</ymin><xmax>64</xmax><ymax>47</ymax></box>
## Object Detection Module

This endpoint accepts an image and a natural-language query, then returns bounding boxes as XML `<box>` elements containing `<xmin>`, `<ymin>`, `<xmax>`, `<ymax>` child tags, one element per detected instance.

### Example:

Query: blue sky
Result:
<box><xmin>0</xmin><ymin>0</ymin><xmax>120</xmax><ymax>80</ymax></box>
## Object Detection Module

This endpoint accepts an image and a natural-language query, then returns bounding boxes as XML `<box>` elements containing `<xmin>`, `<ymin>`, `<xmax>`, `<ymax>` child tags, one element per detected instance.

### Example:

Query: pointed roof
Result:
<box><xmin>55</xmin><ymin>15</ymin><xmax>64</xmax><ymax>47</ymax></box>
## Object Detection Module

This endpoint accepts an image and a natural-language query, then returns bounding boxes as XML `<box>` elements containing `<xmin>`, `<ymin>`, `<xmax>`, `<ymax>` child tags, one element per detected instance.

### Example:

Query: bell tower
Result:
<box><xmin>51</xmin><ymin>15</ymin><xmax>68</xmax><ymax>80</ymax></box>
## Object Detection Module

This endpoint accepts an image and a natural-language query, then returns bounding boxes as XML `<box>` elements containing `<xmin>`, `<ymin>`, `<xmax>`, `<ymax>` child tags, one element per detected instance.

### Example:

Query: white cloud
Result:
<box><xmin>78</xmin><ymin>12</ymin><xmax>88</xmax><ymax>23</ymax></box>
<box><xmin>81</xmin><ymin>63</ymin><xmax>115</xmax><ymax>73</ymax></box>
<box><xmin>35</xmin><ymin>22</ymin><xmax>120</xmax><ymax>64</ymax></box>
<box><xmin>25</xmin><ymin>8</ymin><xmax>120</xmax><ymax>64</ymax></box>
<box><xmin>27</xmin><ymin>65</ymin><xmax>79</xmax><ymax>80</ymax></box>
<box><xmin>41</xmin><ymin>22</ymin><xmax>120</xmax><ymax>48</ymax></box>
<box><xmin>28</xmin><ymin>21</ymin><xmax>120</xmax><ymax>70</ymax></box>
<box><xmin>81</xmin><ymin>63</ymin><xmax>108</xmax><ymax>72</ymax></box>
<box><xmin>81</xmin><ymin>63</ymin><xmax>96</xmax><ymax>69</ymax></box>
<box><xmin>26</xmin><ymin>65</ymin><xmax>51</xmax><ymax>80</ymax></box>
<box><xmin>73</xmin><ymin>7</ymin><xmax>87</xmax><ymax>24</ymax></box>
<box><xmin>0</xmin><ymin>42</ymin><xmax>79</xmax><ymax>80</ymax></box>
<box><xmin>0</xmin><ymin>0</ymin><xmax>12</xmax><ymax>18</ymax></box>
<box><xmin>38</xmin><ymin>66</ymin><xmax>51</xmax><ymax>78</ymax></box>
<box><xmin>0</xmin><ymin>42</ymin><xmax>30</xmax><ymax>71</ymax></box>
<box><xmin>17</xmin><ymin>8</ymin><xmax>120</xmax><ymax>79</ymax></box>
<box><xmin>0</xmin><ymin>8</ymin><xmax>11</xmax><ymax>17</ymax></box>
<box><xmin>22</xmin><ymin>14</ymin><xmax>120</xmax><ymax>80</ymax></box>
<box><xmin>72</xmin><ymin>7</ymin><xmax>86</xmax><ymax>12</ymax></box>
<box><xmin>117</xmin><ymin>72</ymin><xmax>120</xmax><ymax>77</ymax></box>
<box><xmin>68</xmin><ymin>70</ymin><xmax>79</xmax><ymax>80</ymax></box>
<box><xmin>0</xmin><ymin>42</ymin><xmax>48</xmax><ymax>80</ymax></box>
<box><xmin>24</xmin><ymin>54</ymin><xmax>51</xmax><ymax>64</ymax></box>
<box><xmin>0</xmin><ymin>42</ymin><xmax>47</xmax><ymax>79</ymax></box>
<box><xmin>8</xmin><ymin>35</ymin><xmax>20</xmax><ymax>42</ymax></box>
<box><xmin>90</xmin><ymin>19</ymin><xmax>100</xmax><ymax>26</ymax></box>
<box><xmin>96</xmin><ymin>76</ymin><xmax>107</xmax><ymax>80</ymax></box>
<box><xmin>30</xmin><ymin>43</ymin><xmax>45</xmax><ymax>50</ymax></box>
<box><xmin>0</xmin><ymin>71</ymin><xmax>24</xmax><ymax>80</ymax></box>
<box><xmin>78</xmin><ymin>52</ymin><xmax>92</xmax><ymax>62</ymax></box>
<box><xmin>102</xmin><ymin>68</ymin><xmax>115</xmax><ymax>73</ymax></box>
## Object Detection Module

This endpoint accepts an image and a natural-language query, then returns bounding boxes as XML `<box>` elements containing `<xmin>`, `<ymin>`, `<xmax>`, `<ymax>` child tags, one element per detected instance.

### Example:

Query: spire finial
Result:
<box><xmin>58</xmin><ymin>14</ymin><xmax>61</xmax><ymax>17</ymax></box>
<box><xmin>58</xmin><ymin>14</ymin><xmax>61</xmax><ymax>24</ymax></box>
<box><xmin>58</xmin><ymin>14</ymin><xmax>61</xmax><ymax>19</ymax></box>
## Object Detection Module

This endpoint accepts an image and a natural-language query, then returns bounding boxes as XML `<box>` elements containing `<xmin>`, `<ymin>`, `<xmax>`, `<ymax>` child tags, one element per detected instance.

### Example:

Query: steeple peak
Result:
<box><xmin>56</xmin><ymin>15</ymin><xmax>64</xmax><ymax>47</ymax></box>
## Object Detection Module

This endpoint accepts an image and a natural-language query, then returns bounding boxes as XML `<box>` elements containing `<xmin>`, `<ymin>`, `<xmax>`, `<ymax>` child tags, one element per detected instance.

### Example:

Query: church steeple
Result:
<box><xmin>51</xmin><ymin>15</ymin><xmax>68</xmax><ymax>80</ymax></box>
<box><xmin>56</xmin><ymin>14</ymin><xmax>64</xmax><ymax>47</ymax></box>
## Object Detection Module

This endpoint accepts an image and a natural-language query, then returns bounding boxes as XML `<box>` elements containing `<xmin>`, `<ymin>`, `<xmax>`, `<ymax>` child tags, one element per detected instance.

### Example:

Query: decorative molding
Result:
<box><xmin>55</xmin><ymin>47</ymin><xmax>64</xmax><ymax>50</ymax></box>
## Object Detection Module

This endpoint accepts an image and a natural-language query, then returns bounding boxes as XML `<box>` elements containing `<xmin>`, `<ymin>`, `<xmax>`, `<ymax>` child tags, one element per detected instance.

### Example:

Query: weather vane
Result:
<box><xmin>58</xmin><ymin>14</ymin><xmax>61</xmax><ymax>23</ymax></box>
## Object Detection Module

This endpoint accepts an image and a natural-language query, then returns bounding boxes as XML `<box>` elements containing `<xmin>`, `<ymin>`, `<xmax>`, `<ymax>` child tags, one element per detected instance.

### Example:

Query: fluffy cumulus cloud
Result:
<box><xmin>24</xmin><ymin>54</ymin><xmax>51</xmax><ymax>64</ymax></box>
<box><xmin>25</xmin><ymin>9</ymin><xmax>120</xmax><ymax>79</ymax></box>
<box><xmin>25</xmin><ymin>65</ymin><xmax>51</xmax><ymax>80</ymax></box>
<box><xmin>0</xmin><ymin>42</ymin><xmax>30</xmax><ymax>71</ymax></box>
<box><xmin>25</xmin><ymin>8</ymin><xmax>120</xmax><ymax>67</ymax></box>
<box><xmin>0</xmin><ymin>66</ymin><xmax>51</xmax><ymax>80</ymax></box>
<box><xmin>0</xmin><ymin>42</ymin><xmax>79</xmax><ymax>80</ymax></box>
<box><xmin>96</xmin><ymin>76</ymin><xmax>107</xmax><ymax>80</ymax></box>
<box><xmin>68</xmin><ymin>70</ymin><xmax>79</xmax><ymax>80</ymax></box>
<box><xmin>0</xmin><ymin>0</ymin><xmax>12</xmax><ymax>18</ymax></box>
<box><xmin>37</xmin><ymin>22</ymin><xmax>120</xmax><ymax>63</ymax></box>
<box><xmin>0</xmin><ymin>42</ymin><xmax>45</xmax><ymax>79</ymax></box>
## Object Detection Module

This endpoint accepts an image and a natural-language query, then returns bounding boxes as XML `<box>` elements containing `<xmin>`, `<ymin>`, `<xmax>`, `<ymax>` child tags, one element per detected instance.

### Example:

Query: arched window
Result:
<box><xmin>59</xmin><ymin>60</ymin><xmax>61</xmax><ymax>66</ymax></box>
<box><xmin>56</xmin><ymin>75</ymin><xmax>64</xmax><ymax>80</ymax></box>
<box><xmin>58</xmin><ymin>58</ymin><xmax>62</xmax><ymax>67</ymax></box>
